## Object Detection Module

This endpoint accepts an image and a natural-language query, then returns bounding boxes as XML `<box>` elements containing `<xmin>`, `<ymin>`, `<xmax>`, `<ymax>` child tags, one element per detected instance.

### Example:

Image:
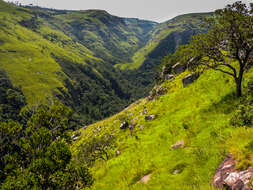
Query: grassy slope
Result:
<box><xmin>117</xmin><ymin>13</ymin><xmax>211</xmax><ymax>70</ymax></box>
<box><xmin>45</xmin><ymin>9</ymin><xmax>157</xmax><ymax>65</ymax></box>
<box><xmin>0</xmin><ymin>1</ymin><xmax>101</xmax><ymax>104</ymax></box>
<box><xmin>0</xmin><ymin>1</ymin><xmax>158</xmax><ymax>107</ymax></box>
<box><xmin>73</xmin><ymin>63</ymin><xmax>253</xmax><ymax>189</ymax></box>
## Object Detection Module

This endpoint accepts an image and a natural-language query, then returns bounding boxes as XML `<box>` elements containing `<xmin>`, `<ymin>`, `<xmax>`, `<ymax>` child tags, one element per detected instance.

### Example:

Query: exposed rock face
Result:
<box><xmin>171</xmin><ymin>140</ymin><xmax>184</xmax><ymax>149</ymax></box>
<box><xmin>172</xmin><ymin>62</ymin><xmax>186</xmax><ymax>75</ymax></box>
<box><xmin>145</xmin><ymin>115</ymin><xmax>155</xmax><ymax>121</ymax></box>
<box><xmin>165</xmin><ymin>74</ymin><xmax>174</xmax><ymax>81</ymax></box>
<box><xmin>182</xmin><ymin>73</ymin><xmax>199</xmax><ymax>87</ymax></box>
<box><xmin>120</xmin><ymin>121</ymin><xmax>129</xmax><ymax>129</ymax></box>
<box><xmin>212</xmin><ymin>154</ymin><xmax>253</xmax><ymax>190</ymax></box>
<box><xmin>187</xmin><ymin>56</ymin><xmax>201</xmax><ymax>70</ymax></box>
<box><xmin>147</xmin><ymin>85</ymin><xmax>167</xmax><ymax>101</ymax></box>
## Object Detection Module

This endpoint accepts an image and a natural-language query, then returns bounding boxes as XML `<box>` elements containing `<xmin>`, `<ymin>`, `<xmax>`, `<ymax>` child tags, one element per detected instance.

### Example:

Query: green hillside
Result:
<box><xmin>0</xmin><ymin>0</ymin><xmax>158</xmax><ymax>124</ymax></box>
<box><xmin>116</xmin><ymin>12</ymin><xmax>212</xmax><ymax>70</ymax></box>
<box><xmin>72</xmin><ymin>60</ymin><xmax>253</xmax><ymax>189</ymax></box>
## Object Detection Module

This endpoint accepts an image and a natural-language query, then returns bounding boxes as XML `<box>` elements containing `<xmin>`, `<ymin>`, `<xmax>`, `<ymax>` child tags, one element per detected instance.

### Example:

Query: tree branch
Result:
<box><xmin>201</xmin><ymin>62</ymin><xmax>236</xmax><ymax>77</ymax></box>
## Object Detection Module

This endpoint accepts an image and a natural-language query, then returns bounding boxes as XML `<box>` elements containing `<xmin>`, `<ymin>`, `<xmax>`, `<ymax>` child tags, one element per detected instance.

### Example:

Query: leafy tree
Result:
<box><xmin>180</xmin><ymin>1</ymin><xmax>253</xmax><ymax>97</ymax></box>
<box><xmin>0</xmin><ymin>101</ymin><xmax>93</xmax><ymax>189</ymax></box>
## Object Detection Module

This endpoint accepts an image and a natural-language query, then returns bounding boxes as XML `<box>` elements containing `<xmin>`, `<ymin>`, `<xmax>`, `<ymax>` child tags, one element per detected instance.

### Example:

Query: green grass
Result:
<box><xmin>73</xmin><ymin>64</ymin><xmax>253</xmax><ymax>189</ymax></box>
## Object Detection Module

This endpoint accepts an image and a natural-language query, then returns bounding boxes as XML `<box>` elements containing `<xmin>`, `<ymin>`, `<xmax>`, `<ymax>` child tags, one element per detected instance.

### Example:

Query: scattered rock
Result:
<box><xmin>139</xmin><ymin>125</ymin><xmax>144</xmax><ymax>130</ymax></box>
<box><xmin>138</xmin><ymin>174</ymin><xmax>152</xmax><ymax>184</ymax></box>
<box><xmin>171</xmin><ymin>140</ymin><xmax>184</xmax><ymax>149</ymax></box>
<box><xmin>71</xmin><ymin>132</ymin><xmax>82</xmax><ymax>141</ymax></box>
<box><xmin>145</xmin><ymin>115</ymin><xmax>155</xmax><ymax>121</ymax></box>
<box><xmin>182</xmin><ymin>73</ymin><xmax>199</xmax><ymax>87</ymax></box>
<box><xmin>212</xmin><ymin>153</ymin><xmax>253</xmax><ymax>190</ymax></box>
<box><xmin>116</xmin><ymin>150</ymin><xmax>120</xmax><ymax>156</ymax></box>
<box><xmin>142</xmin><ymin>108</ymin><xmax>148</xmax><ymax>115</ymax></box>
<box><xmin>173</xmin><ymin>169</ymin><xmax>180</xmax><ymax>175</ymax></box>
<box><xmin>147</xmin><ymin>85</ymin><xmax>167</xmax><ymax>101</ymax></box>
<box><xmin>128</xmin><ymin>113</ymin><xmax>133</xmax><ymax>117</ymax></box>
<box><xmin>129</xmin><ymin>124</ymin><xmax>135</xmax><ymax>136</ymax></box>
<box><xmin>164</xmin><ymin>74</ymin><xmax>174</xmax><ymax>81</ymax></box>
<box><xmin>120</xmin><ymin>121</ymin><xmax>129</xmax><ymax>130</ymax></box>
<box><xmin>172</xmin><ymin>62</ymin><xmax>186</xmax><ymax>75</ymax></box>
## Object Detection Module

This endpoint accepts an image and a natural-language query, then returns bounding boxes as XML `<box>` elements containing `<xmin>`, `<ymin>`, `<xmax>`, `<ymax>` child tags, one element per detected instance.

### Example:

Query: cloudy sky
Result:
<box><xmin>5</xmin><ymin>0</ymin><xmax>252</xmax><ymax>22</ymax></box>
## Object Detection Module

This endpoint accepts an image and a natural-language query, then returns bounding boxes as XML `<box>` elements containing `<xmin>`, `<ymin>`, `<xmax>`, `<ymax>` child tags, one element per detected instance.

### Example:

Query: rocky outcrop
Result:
<box><xmin>187</xmin><ymin>56</ymin><xmax>201</xmax><ymax>71</ymax></box>
<box><xmin>147</xmin><ymin>85</ymin><xmax>167</xmax><ymax>101</ymax></box>
<box><xmin>172</xmin><ymin>62</ymin><xmax>186</xmax><ymax>75</ymax></box>
<box><xmin>212</xmin><ymin>154</ymin><xmax>253</xmax><ymax>190</ymax></box>
<box><xmin>182</xmin><ymin>73</ymin><xmax>199</xmax><ymax>87</ymax></box>
<box><xmin>165</xmin><ymin>74</ymin><xmax>174</xmax><ymax>81</ymax></box>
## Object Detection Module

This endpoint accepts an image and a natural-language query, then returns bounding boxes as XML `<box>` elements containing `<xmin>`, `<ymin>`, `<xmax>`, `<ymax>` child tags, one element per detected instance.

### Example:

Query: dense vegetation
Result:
<box><xmin>0</xmin><ymin>101</ymin><xmax>93</xmax><ymax>189</ymax></box>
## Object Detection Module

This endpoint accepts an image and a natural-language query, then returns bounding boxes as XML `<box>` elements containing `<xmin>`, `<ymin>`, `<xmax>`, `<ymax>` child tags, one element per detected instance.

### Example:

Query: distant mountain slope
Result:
<box><xmin>117</xmin><ymin>12</ymin><xmax>212</xmax><ymax>70</ymax></box>
<box><xmin>35</xmin><ymin>8</ymin><xmax>157</xmax><ymax>65</ymax></box>
<box><xmin>0</xmin><ymin>0</ymin><xmax>158</xmax><ymax>124</ymax></box>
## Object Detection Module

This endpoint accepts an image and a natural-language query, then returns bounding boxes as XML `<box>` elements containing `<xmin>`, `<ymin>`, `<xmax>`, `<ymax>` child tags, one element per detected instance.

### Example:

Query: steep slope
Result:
<box><xmin>72</xmin><ymin>62</ymin><xmax>253</xmax><ymax>189</ymax></box>
<box><xmin>117</xmin><ymin>12</ymin><xmax>211</xmax><ymax>70</ymax></box>
<box><xmin>0</xmin><ymin>1</ymin><xmax>157</xmax><ymax>124</ymax></box>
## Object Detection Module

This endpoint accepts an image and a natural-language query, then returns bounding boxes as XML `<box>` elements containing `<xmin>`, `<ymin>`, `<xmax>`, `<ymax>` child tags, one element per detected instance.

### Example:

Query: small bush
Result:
<box><xmin>230</xmin><ymin>101</ymin><xmax>253</xmax><ymax>127</ymax></box>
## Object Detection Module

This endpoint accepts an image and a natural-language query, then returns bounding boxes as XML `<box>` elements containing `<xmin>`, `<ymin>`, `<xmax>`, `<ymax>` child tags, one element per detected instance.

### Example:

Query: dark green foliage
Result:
<box><xmin>0</xmin><ymin>70</ymin><xmax>26</xmax><ymax>122</ymax></box>
<box><xmin>52</xmin><ymin>55</ymin><xmax>131</xmax><ymax>125</ymax></box>
<box><xmin>0</xmin><ymin>101</ymin><xmax>93</xmax><ymax>189</ymax></box>
<box><xmin>77</xmin><ymin>134</ymin><xmax>115</xmax><ymax>167</ymax></box>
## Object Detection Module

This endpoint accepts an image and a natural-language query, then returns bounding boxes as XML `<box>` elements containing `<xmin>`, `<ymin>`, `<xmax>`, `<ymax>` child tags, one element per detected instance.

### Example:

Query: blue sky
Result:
<box><xmin>5</xmin><ymin>0</ymin><xmax>252</xmax><ymax>22</ymax></box>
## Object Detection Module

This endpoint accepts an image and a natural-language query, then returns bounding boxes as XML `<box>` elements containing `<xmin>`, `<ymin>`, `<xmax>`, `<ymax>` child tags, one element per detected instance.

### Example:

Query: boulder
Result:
<box><xmin>145</xmin><ymin>115</ymin><xmax>155</xmax><ymax>121</ymax></box>
<box><xmin>165</xmin><ymin>74</ymin><xmax>174</xmax><ymax>81</ymax></box>
<box><xmin>172</xmin><ymin>62</ymin><xmax>186</xmax><ymax>75</ymax></box>
<box><xmin>182</xmin><ymin>73</ymin><xmax>199</xmax><ymax>87</ymax></box>
<box><xmin>120</xmin><ymin>121</ymin><xmax>129</xmax><ymax>130</ymax></box>
<box><xmin>171</xmin><ymin>140</ymin><xmax>184</xmax><ymax>149</ymax></box>
<box><xmin>212</xmin><ymin>154</ymin><xmax>253</xmax><ymax>189</ymax></box>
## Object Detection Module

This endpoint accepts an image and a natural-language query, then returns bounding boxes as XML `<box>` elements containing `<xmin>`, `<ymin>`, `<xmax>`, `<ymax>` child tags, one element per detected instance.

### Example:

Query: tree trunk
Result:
<box><xmin>236</xmin><ymin>79</ymin><xmax>242</xmax><ymax>97</ymax></box>
<box><xmin>235</xmin><ymin>68</ymin><xmax>244</xmax><ymax>97</ymax></box>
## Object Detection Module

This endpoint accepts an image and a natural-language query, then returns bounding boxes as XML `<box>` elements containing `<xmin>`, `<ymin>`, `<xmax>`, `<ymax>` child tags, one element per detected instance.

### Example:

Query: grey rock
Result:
<box><xmin>145</xmin><ymin>115</ymin><xmax>155</xmax><ymax>121</ymax></box>
<box><xmin>116</xmin><ymin>150</ymin><xmax>120</xmax><ymax>156</ymax></box>
<box><xmin>172</xmin><ymin>62</ymin><xmax>186</xmax><ymax>75</ymax></box>
<box><xmin>182</xmin><ymin>73</ymin><xmax>199</xmax><ymax>87</ymax></box>
<box><xmin>171</xmin><ymin>140</ymin><xmax>184</xmax><ymax>149</ymax></box>
<box><xmin>165</xmin><ymin>74</ymin><xmax>174</xmax><ymax>81</ymax></box>
<box><xmin>120</xmin><ymin>121</ymin><xmax>129</xmax><ymax>130</ymax></box>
